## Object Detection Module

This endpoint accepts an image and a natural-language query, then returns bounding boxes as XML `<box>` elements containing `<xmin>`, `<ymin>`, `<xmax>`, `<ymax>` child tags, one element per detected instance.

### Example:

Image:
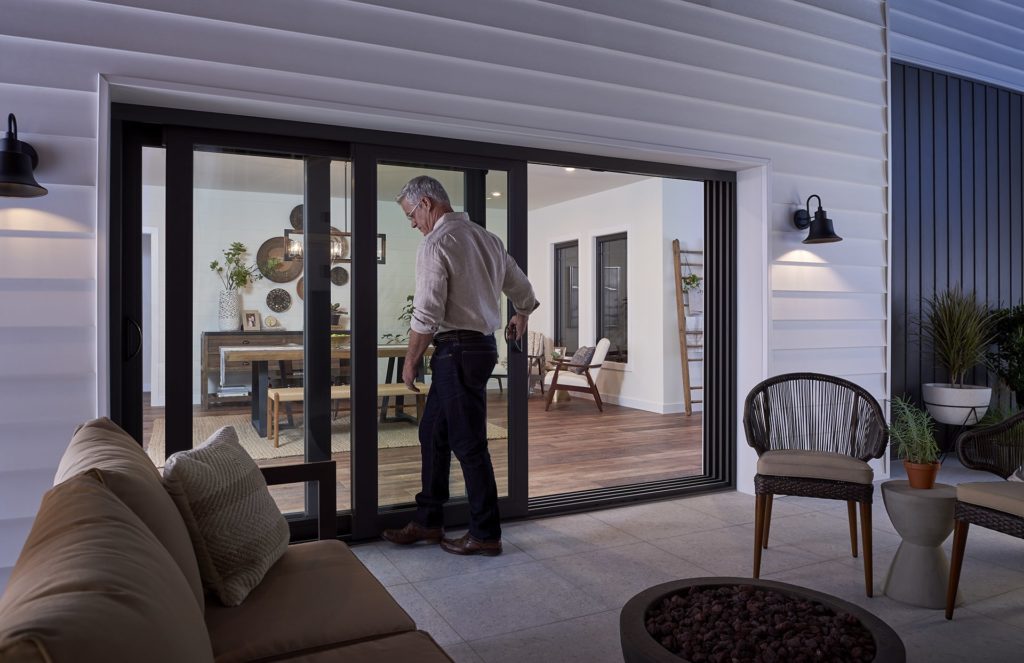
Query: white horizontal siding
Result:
<box><xmin>890</xmin><ymin>0</ymin><xmax>1024</xmax><ymax>93</ymax></box>
<box><xmin>6</xmin><ymin>0</ymin><xmax>987</xmax><ymax>587</ymax></box>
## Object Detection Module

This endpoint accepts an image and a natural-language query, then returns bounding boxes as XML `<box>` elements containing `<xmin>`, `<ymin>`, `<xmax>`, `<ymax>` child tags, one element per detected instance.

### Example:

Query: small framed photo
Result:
<box><xmin>242</xmin><ymin>310</ymin><xmax>262</xmax><ymax>332</ymax></box>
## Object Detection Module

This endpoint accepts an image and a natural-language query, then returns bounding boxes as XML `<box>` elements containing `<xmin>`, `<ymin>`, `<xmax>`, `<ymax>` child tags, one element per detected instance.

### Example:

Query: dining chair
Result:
<box><xmin>744</xmin><ymin>373</ymin><xmax>889</xmax><ymax>597</ymax></box>
<box><xmin>945</xmin><ymin>410</ymin><xmax>1024</xmax><ymax>619</ymax></box>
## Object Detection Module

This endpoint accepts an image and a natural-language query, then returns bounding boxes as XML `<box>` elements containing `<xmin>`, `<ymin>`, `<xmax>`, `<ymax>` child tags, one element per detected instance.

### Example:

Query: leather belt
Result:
<box><xmin>433</xmin><ymin>329</ymin><xmax>486</xmax><ymax>344</ymax></box>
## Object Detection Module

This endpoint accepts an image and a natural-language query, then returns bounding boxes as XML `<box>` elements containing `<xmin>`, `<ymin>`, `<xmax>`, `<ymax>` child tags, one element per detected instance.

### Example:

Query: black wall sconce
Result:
<box><xmin>0</xmin><ymin>114</ymin><xmax>47</xmax><ymax>198</ymax></box>
<box><xmin>793</xmin><ymin>194</ymin><xmax>841</xmax><ymax>244</ymax></box>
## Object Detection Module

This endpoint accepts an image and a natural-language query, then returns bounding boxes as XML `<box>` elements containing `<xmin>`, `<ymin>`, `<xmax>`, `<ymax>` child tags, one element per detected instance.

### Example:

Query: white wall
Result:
<box><xmin>0</xmin><ymin>0</ymin><xmax>921</xmax><ymax>587</ymax></box>
<box><xmin>528</xmin><ymin>178</ymin><xmax>704</xmax><ymax>413</ymax></box>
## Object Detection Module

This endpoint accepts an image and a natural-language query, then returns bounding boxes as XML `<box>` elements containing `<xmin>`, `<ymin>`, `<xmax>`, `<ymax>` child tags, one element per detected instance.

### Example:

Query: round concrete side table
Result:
<box><xmin>882</xmin><ymin>480</ymin><xmax>962</xmax><ymax>609</ymax></box>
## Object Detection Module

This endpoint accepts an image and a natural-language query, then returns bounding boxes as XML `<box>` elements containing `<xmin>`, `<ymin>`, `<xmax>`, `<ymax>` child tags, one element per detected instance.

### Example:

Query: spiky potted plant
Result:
<box><xmin>919</xmin><ymin>286</ymin><xmax>996</xmax><ymax>425</ymax></box>
<box><xmin>988</xmin><ymin>304</ymin><xmax>1024</xmax><ymax>410</ymax></box>
<box><xmin>891</xmin><ymin>397</ymin><xmax>941</xmax><ymax>489</ymax></box>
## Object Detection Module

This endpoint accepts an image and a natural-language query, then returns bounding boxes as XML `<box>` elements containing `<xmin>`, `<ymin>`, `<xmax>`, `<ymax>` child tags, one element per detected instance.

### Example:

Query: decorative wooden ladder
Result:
<box><xmin>672</xmin><ymin>239</ymin><xmax>704</xmax><ymax>416</ymax></box>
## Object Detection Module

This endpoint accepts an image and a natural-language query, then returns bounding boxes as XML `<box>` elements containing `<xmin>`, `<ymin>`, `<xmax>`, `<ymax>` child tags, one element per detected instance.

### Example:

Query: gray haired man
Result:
<box><xmin>381</xmin><ymin>176</ymin><xmax>538</xmax><ymax>555</ymax></box>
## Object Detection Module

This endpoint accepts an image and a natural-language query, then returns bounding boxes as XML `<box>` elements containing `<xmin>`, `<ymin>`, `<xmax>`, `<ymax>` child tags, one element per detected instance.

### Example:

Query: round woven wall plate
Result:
<box><xmin>266</xmin><ymin>288</ymin><xmax>292</xmax><ymax>313</ymax></box>
<box><xmin>289</xmin><ymin>204</ymin><xmax>303</xmax><ymax>230</ymax></box>
<box><xmin>296</xmin><ymin>276</ymin><xmax>304</xmax><ymax>301</ymax></box>
<box><xmin>256</xmin><ymin>237</ymin><xmax>302</xmax><ymax>283</ymax></box>
<box><xmin>330</xmin><ymin>266</ymin><xmax>349</xmax><ymax>286</ymax></box>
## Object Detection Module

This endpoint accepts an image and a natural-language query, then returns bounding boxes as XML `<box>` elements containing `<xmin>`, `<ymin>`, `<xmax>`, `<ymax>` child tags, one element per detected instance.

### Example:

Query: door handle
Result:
<box><xmin>126</xmin><ymin>317</ymin><xmax>143</xmax><ymax>361</ymax></box>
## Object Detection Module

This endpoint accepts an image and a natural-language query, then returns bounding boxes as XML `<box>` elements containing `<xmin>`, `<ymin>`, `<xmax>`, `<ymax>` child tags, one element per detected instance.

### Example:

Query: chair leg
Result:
<box><xmin>859</xmin><ymin>501</ymin><xmax>873</xmax><ymax>597</ymax></box>
<box><xmin>946</xmin><ymin>519</ymin><xmax>969</xmax><ymax>620</ymax></box>
<box><xmin>761</xmin><ymin>494</ymin><xmax>773</xmax><ymax>549</ymax></box>
<box><xmin>753</xmin><ymin>493</ymin><xmax>767</xmax><ymax>578</ymax></box>
<box><xmin>537</xmin><ymin>359</ymin><xmax>545</xmax><ymax>394</ymax></box>
<box><xmin>544</xmin><ymin>385</ymin><xmax>557</xmax><ymax>411</ymax></box>
<box><xmin>586</xmin><ymin>370</ymin><xmax>603</xmax><ymax>412</ymax></box>
<box><xmin>847</xmin><ymin>500</ymin><xmax>859</xmax><ymax>558</ymax></box>
<box><xmin>273</xmin><ymin>394</ymin><xmax>280</xmax><ymax>448</ymax></box>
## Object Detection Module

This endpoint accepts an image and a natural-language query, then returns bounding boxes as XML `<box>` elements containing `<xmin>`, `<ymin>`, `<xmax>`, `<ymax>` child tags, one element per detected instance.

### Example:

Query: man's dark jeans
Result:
<box><xmin>414</xmin><ymin>333</ymin><xmax>500</xmax><ymax>540</ymax></box>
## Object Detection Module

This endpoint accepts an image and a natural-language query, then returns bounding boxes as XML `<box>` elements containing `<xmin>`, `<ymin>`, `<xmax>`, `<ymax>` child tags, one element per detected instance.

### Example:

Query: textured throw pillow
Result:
<box><xmin>569</xmin><ymin>346</ymin><xmax>596</xmax><ymax>374</ymax></box>
<box><xmin>163</xmin><ymin>427</ymin><xmax>290</xmax><ymax>606</ymax></box>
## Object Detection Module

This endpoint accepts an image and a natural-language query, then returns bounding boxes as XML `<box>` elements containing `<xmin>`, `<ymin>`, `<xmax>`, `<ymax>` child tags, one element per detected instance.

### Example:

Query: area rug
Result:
<box><xmin>147</xmin><ymin>413</ymin><xmax>508</xmax><ymax>466</ymax></box>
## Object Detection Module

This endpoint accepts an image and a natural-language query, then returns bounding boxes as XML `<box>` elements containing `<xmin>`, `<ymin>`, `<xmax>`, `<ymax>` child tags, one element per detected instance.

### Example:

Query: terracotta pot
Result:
<box><xmin>903</xmin><ymin>460</ymin><xmax>940</xmax><ymax>489</ymax></box>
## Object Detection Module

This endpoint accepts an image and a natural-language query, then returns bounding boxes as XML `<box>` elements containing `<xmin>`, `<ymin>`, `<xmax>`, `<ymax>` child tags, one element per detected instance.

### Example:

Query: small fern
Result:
<box><xmin>890</xmin><ymin>396</ymin><xmax>940</xmax><ymax>465</ymax></box>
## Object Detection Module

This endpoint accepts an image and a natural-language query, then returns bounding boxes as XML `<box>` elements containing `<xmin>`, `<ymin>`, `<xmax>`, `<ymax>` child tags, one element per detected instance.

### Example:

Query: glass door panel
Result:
<box><xmin>485</xmin><ymin>169</ymin><xmax>510</xmax><ymax>499</ymax></box>
<box><xmin>328</xmin><ymin>160</ymin><xmax>354</xmax><ymax>513</ymax></box>
<box><xmin>187</xmin><ymin>147</ymin><xmax>348</xmax><ymax>517</ymax></box>
<box><xmin>375</xmin><ymin>164</ymin><xmax>468</xmax><ymax>511</ymax></box>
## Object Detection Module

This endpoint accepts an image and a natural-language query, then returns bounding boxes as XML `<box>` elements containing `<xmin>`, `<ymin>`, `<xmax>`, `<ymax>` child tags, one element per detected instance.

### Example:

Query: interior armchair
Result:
<box><xmin>526</xmin><ymin>330</ymin><xmax>547</xmax><ymax>394</ymax></box>
<box><xmin>543</xmin><ymin>338</ymin><xmax>610</xmax><ymax>411</ymax></box>
<box><xmin>946</xmin><ymin>410</ymin><xmax>1024</xmax><ymax>619</ymax></box>
<box><xmin>744</xmin><ymin>372</ymin><xmax>889</xmax><ymax>597</ymax></box>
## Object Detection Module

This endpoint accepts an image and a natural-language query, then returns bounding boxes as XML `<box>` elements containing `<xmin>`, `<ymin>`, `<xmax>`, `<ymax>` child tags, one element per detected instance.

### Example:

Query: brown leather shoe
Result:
<box><xmin>440</xmin><ymin>533</ymin><xmax>502</xmax><ymax>556</ymax></box>
<box><xmin>381</xmin><ymin>522</ymin><xmax>444</xmax><ymax>545</ymax></box>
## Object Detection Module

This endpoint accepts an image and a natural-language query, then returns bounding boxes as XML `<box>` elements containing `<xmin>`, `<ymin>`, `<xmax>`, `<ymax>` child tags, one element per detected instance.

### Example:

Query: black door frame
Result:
<box><xmin>110</xmin><ymin>103</ymin><xmax>738</xmax><ymax>540</ymax></box>
<box><xmin>350</xmin><ymin>144</ymin><xmax>529</xmax><ymax>536</ymax></box>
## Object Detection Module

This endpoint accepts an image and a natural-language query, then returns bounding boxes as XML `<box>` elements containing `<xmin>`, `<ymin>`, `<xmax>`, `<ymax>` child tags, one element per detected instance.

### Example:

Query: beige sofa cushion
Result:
<box><xmin>205</xmin><ymin>540</ymin><xmax>416</xmax><ymax>662</ymax></box>
<box><xmin>0</xmin><ymin>471</ymin><xmax>213</xmax><ymax>663</ymax></box>
<box><xmin>958</xmin><ymin>481</ymin><xmax>1024</xmax><ymax>517</ymax></box>
<box><xmin>282</xmin><ymin>631</ymin><xmax>454</xmax><ymax>662</ymax></box>
<box><xmin>163</xmin><ymin>426</ymin><xmax>290</xmax><ymax>606</ymax></box>
<box><xmin>53</xmin><ymin>416</ymin><xmax>204</xmax><ymax>611</ymax></box>
<box><xmin>757</xmin><ymin>450</ymin><xmax>874</xmax><ymax>484</ymax></box>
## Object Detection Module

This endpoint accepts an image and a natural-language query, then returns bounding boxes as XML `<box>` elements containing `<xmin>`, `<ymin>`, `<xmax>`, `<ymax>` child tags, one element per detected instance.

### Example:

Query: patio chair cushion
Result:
<box><xmin>957</xmin><ymin>481</ymin><xmax>1024</xmax><ymax>517</ymax></box>
<box><xmin>757</xmin><ymin>450</ymin><xmax>873</xmax><ymax>484</ymax></box>
<box><xmin>53</xmin><ymin>416</ymin><xmax>204</xmax><ymax>612</ymax></box>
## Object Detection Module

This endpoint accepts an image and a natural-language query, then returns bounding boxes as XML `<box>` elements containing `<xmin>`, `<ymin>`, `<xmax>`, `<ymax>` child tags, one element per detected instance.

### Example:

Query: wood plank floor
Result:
<box><xmin>143</xmin><ymin>392</ymin><xmax>702</xmax><ymax>514</ymax></box>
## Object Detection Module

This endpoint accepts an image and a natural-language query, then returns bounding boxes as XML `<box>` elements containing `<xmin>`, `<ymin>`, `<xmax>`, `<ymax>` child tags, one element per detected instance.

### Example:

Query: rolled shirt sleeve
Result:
<box><xmin>410</xmin><ymin>243</ymin><xmax>448</xmax><ymax>334</ymax></box>
<box><xmin>503</xmin><ymin>253</ymin><xmax>540</xmax><ymax>316</ymax></box>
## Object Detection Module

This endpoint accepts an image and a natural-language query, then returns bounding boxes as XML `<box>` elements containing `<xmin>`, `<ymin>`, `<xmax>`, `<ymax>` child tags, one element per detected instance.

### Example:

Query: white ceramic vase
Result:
<box><xmin>921</xmin><ymin>383</ymin><xmax>991</xmax><ymax>425</ymax></box>
<box><xmin>218</xmin><ymin>290</ymin><xmax>241</xmax><ymax>331</ymax></box>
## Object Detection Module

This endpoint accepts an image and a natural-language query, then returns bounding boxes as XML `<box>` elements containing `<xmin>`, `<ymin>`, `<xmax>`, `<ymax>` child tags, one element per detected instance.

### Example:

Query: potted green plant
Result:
<box><xmin>890</xmin><ymin>396</ymin><xmax>941</xmax><ymax>489</ymax></box>
<box><xmin>209</xmin><ymin>242</ymin><xmax>275</xmax><ymax>331</ymax></box>
<box><xmin>330</xmin><ymin>303</ymin><xmax>348</xmax><ymax>327</ymax></box>
<box><xmin>988</xmin><ymin>304</ymin><xmax>1024</xmax><ymax>409</ymax></box>
<box><xmin>919</xmin><ymin>286</ymin><xmax>996</xmax><ymax>425</ymax></box>
<box><xmin>682</xmin><ymin>272</ymin><xmax>704</xmax><ymax>314</ymax></box>
<box><xmin>381</xmin><ymin>295</ymin><xmax>414</xmax><ymax>344</ymax></box>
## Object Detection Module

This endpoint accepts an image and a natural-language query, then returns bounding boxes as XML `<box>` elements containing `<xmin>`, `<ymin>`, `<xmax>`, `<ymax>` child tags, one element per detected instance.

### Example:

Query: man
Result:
<box><xmin>381</xmin><ymin>176</ymin><xmax>538</xmax><ymax>556</ymax></box>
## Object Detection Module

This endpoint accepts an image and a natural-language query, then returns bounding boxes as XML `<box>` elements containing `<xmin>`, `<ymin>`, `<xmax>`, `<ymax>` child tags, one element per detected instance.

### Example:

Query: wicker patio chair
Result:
<box><xmin>744</xmin><ymin>373</ymin><xmax>889</xmax><ymax>597</ymax></box>
<box><xmin>946</xmin><ymin>410</ymin><xmax>1024</xmax><ymax>619</ymax></box>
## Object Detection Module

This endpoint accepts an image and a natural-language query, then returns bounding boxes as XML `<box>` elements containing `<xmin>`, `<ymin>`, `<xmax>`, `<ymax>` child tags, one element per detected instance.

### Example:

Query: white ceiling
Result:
<box><xmin>143</xmin><ymin>149</ymin><xmax>655</xmax><ymax>211</ymax></box>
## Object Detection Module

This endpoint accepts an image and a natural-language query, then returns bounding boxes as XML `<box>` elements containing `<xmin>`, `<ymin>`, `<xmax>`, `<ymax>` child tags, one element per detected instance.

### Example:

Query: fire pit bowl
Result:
<box><xmin>620</xmin><ymin>577</ymin><xmax>905</xmax><ymax>663</ymax></box>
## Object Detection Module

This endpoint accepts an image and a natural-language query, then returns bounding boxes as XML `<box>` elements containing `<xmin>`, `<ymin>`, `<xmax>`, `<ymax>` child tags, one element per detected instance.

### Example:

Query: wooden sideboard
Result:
<box><xmin>201</xmin><ymin>330</ymin><xmax>302</xmax><ymax>409</ymax></box>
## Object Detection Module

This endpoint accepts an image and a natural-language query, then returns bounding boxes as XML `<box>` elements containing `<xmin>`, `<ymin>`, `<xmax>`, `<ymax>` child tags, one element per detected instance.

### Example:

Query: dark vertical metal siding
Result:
<box><xmin>892</xmin><ymin>62</ymin><xmax>1024</xmax><ymax>413</ymax></box>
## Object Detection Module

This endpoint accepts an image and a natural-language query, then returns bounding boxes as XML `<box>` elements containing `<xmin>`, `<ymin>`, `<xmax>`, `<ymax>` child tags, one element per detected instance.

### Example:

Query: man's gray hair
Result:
<box><xmin>396</xmin><ymin>176</ymin><xmax>451</xmax><ymax>206</ymax></box>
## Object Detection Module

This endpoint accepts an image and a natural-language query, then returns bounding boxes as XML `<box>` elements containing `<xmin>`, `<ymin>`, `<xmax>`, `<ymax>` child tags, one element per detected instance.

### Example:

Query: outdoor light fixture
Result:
<box><xmin>0</xmin><ymin>113</ymin><xmax>47</xmax><ymax>197</ymax></box>
<box><xmin>793</xmin><ymin>194</ymin><xmax>841</xmax><ymax>244</ymax></box>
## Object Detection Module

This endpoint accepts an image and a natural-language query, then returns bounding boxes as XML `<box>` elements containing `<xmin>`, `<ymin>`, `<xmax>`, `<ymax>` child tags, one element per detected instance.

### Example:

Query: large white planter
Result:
<box><xmin>921</xmin><ymin>383</ymin><xmax>991</xmax><ymax>425</ymax></box>
<box><xmin>218</xmin><ymin>290</ymin><xmax>241</xmax><ymax>331</ymax></box>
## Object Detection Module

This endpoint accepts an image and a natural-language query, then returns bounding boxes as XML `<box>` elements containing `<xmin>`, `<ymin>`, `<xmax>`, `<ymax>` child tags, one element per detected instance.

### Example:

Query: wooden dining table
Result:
<box><xmin>220</xmin><ymin>343</ymin><xmax>430</xmax><ymax>437</ymax></box>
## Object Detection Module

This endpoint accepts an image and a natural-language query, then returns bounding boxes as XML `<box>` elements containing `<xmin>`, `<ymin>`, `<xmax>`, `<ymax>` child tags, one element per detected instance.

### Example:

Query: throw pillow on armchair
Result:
<box><xmin>569</xmin><ymin>346</ymin><xmax>596</xmax><ymax>374</ymax></box>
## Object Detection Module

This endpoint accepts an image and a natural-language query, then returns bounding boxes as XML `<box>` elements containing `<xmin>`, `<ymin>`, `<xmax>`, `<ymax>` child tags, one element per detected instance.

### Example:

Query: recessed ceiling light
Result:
<box><xmin>491</xmin><ymin>191</ymin><xmax>502</xmax><ymax>197</ymax></box>
<box><xmin>564</xmin><ymin>167</ymin><xmax>576</xmax><ymax>172</ymax></box>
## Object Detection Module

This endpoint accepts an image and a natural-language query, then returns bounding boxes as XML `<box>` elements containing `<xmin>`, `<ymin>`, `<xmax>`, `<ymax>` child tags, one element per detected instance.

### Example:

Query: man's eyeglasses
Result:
<box><xmin>404</xmin><ymin>199</ymin><xmax>422</xmax><ymax>221</ymax></box>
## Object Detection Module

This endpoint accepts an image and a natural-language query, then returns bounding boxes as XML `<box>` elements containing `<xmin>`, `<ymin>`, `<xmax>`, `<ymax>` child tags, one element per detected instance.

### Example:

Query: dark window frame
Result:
<box><xmin>553</xmin><ymin>240</ymin><xmax>579</xmax><ymax>350</ymax></box>
<box><xmin>596</xmin><ymin>232</ymin><xmax>629</xmax><ymax>363</ymax></box>
<box><xmin>110</xmin><ymin>103</ymin><xmax>738</xmax><ymax>537</ymax></box>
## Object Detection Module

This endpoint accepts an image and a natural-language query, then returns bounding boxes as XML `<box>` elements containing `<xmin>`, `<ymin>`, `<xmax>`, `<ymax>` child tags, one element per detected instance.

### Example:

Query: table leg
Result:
<box><xmin>251</xmin><ymin>361</ymin><xmax>269</xmax><ymax>437</ymax></box>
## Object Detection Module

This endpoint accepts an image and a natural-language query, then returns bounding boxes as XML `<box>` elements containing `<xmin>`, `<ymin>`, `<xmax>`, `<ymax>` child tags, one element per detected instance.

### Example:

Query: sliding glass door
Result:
<box><xmin>350</xmin><ymin>145</ymin><xmax>528</xmax><ymax>536</ymax></box>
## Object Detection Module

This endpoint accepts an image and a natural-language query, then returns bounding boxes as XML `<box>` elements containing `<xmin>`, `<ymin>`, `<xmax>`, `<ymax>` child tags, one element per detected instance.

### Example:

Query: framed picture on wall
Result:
<box><xmin>242</xmin><ymin>310</ymin><xmax>262</xmax><ymax>332</ymax></box>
